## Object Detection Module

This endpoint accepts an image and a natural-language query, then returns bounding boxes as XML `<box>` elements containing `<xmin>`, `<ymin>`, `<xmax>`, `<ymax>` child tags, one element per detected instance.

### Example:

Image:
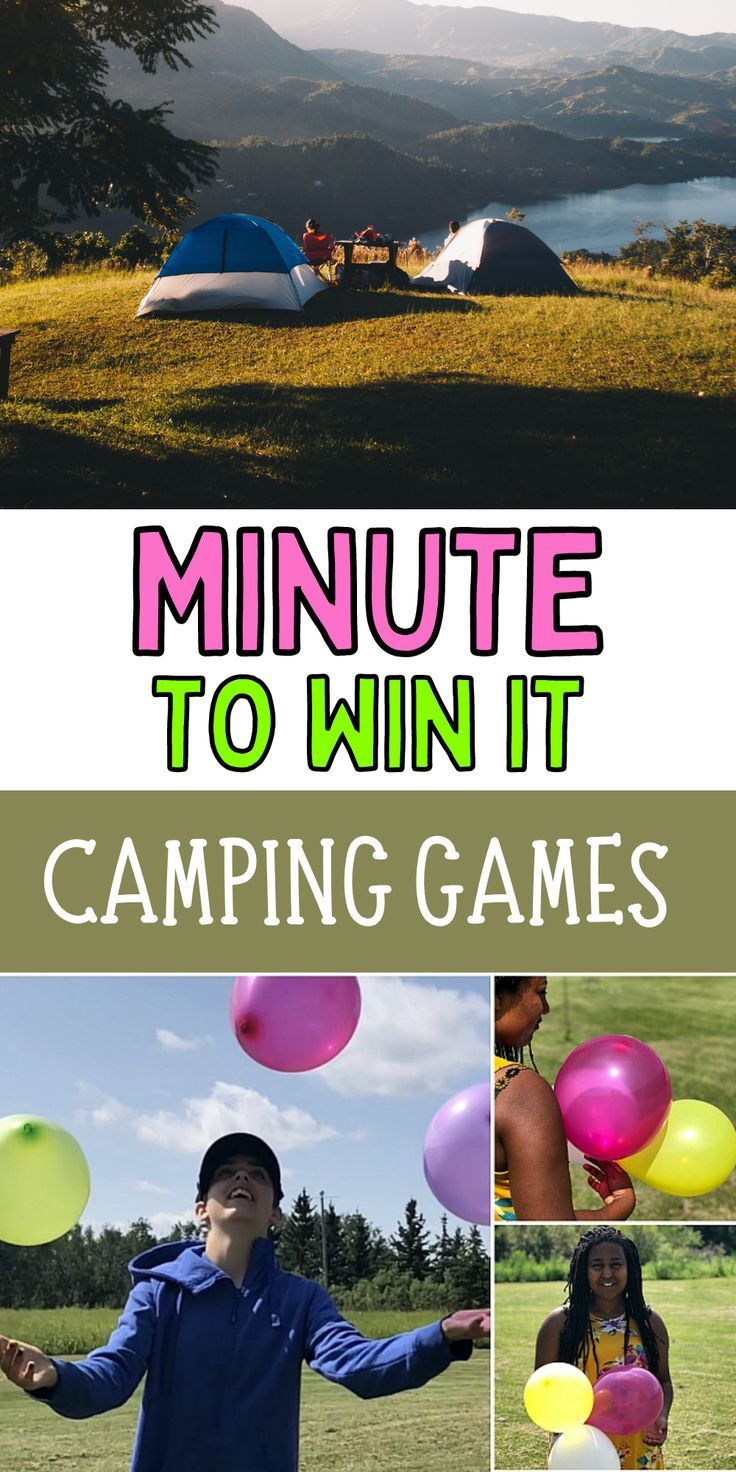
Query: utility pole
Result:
<box><xmin>319</xmin><ymin>1190</ymin><xmax>329</xmax><ymax>1289</ymax></box>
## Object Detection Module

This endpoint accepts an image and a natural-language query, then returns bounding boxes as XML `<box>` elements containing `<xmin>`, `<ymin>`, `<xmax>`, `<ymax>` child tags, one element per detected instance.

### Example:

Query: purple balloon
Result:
<box><xmin>229</xmin><ymin>975</ymin><xmax>361</xmax><ymax>1072</ymax></box>
<box><xmin>588</xmin><ymin>1366</ymin><xmax>663</xmax><ymax>1437</ymax></box>
<box><xmin>554</xmin><ymin>1034</ymin><xmax>671</xmax><ymax>1159</ymax></box>
<box><xmin>423</xmin><ymin>1082</ymin><xmax>490</xmax><ymax>1225</ymax></box>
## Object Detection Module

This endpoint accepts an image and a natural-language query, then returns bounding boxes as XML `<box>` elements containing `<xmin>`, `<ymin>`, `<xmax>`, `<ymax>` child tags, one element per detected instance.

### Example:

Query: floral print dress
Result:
<box><xmin>579</xmin><ymin>1312</ymin><xmax>665</xmax><ymax>1470</ymax></box>
<box><xmin>494</xmin><ymin>1056</ymin><xmax>524</xmax><ymax>1221</ymax></box>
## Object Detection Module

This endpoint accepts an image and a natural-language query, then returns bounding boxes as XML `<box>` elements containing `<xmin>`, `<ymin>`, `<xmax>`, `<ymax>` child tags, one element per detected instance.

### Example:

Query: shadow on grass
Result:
<box><xmin>138</xmin><ymin>289</ymin><xmax>482</xmax><ymax>330</ymax></box>
<box><xmin>43</xmin><ymin>397</ymin><xmax>123</xmax><ymax>413</ymax></box>
<box><xmin>2</xmin><ymin>373</ymin><xmax>734</xmax><ymax>506</ymax></box>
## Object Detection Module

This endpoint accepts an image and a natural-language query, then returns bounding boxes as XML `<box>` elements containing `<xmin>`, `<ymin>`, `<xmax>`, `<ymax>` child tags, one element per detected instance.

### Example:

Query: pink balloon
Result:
<box><xmin>229</xmin><ymin>975</ymin><xmax>361</xmax><ymax>1072</ymax></box>
<box><xmin>554</xmin><ymin>1034</ymin><xmax>671</xmax><ymax>1158</ymax></box>
<box><xmin>423</xmin><ymin>1082</ymin><xmax>490</xmax><ymax>1225</ymax></box>
<box><xmin>588</xmin><ymin>1366</ymin><xmax>663</xmax><ymax>1437</ymax></box>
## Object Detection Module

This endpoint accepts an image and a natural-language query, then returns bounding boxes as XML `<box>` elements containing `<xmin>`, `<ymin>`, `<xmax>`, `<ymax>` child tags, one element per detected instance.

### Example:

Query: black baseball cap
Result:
<box><xmin>196</xmin><ymin>1134</ymin><xmax>283</xmax><ymax>1204</ymax></box>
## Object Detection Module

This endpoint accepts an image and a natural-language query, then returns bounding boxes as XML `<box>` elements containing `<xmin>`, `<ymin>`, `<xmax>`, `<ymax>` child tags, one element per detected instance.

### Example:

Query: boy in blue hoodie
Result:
<box><xmin>0</xmin><ymin>1132</ymin><xmax>490</xmax><ymax>1472</ymax></box>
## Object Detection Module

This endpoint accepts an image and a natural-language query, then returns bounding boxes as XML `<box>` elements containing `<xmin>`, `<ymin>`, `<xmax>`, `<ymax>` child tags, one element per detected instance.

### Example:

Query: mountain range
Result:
<box><xmin>98</xmin><ymin>2</ymin><xmax>736</xmax><ymax>241</ymax></box>
<box><xmin>247</xmin><ymin>0</ymin><xmax>736</xmax><ymax>71</ymax></box>
<box><xmin>109</xmin><ymin>4</ymin><xmax>736</xmax><ymax>142</ymax></box>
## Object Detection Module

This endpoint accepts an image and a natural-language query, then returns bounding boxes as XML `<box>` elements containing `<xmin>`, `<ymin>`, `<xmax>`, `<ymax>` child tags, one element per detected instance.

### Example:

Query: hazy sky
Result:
<box><xmin>415</xmin><ymin>0</ymin><xmax>733</xmax><ymax>37</ymax></box>
<box><xmin>0</xmin><ymin>974</ymin><xmax>489</xmax><ymax>1240</ymax></box>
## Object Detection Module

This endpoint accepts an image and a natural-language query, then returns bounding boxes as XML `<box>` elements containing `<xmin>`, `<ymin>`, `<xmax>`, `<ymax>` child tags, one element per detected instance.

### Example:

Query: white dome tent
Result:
<box><xmin>136</xmin><ymin>214</ymin><xmax>328</xmax><ymax>317</ymax></box>
<box><xmin>417</xmin><ymin>217</ymin><xmax>579</xmax><ymax>296</ymax></box>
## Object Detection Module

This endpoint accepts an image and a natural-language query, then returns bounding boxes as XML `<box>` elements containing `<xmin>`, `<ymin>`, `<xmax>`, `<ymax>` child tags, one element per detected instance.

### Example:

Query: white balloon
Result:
<box><xmin>548</xmin><ymin>1426</ymin><xmax>620</xmax><ymax>1470</ymax></box>
<box><xmin>567</xmin><ymin>1139</ymin><xmax>586</xmax><ymax>1167</ymax></box>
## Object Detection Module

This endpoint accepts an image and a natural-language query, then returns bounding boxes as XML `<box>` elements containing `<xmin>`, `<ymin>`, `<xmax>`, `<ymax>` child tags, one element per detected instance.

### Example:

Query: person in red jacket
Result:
<box><xmin>303</xmin><ymin>219</ymin><xmax>336</xmax><ymax>279</ymax></box>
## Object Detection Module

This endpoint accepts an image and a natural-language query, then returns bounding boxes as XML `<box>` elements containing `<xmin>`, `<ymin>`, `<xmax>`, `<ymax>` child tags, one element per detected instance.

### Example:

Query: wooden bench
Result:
<box><xmin>0</xmin><ymin>329</ymin><xmax>19</xmax><ymax>399</ymax></box>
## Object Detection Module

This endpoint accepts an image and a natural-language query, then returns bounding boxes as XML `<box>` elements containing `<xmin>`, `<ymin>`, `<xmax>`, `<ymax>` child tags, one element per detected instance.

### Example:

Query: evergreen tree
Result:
<box><xmin>341</xmin><ymin>1211</ymin><xmax>382</xmax><ymax>1286</ymax></box>
<box><xmin>447</xmin><ymin>1226</ymin><xmax>490</xmax><ymax>1308</ymax></box>
<box><xmin>431</xmin><ymin>1214</ymin><xmax>459</xmax><ymax>1282</ymax></box>
<box><xmin>322</xmin><ymin>1202</ymin><xmax>347</xmax><ymax>1289</ymax></box>
<box><xmin>167</xmin><ymin>1219</ymin><xmax>202</xmax><ymax>1242</ymax></box>
<box><xmin>277</xmin><ymin>1189</ymin><xmax>321</xmax><ymax>1280</ymax></box>
<box><xmin>390</xmin><ymin>1199</ymin><xmax>430</xmax><ymax>1281</ymax></box>
<box><xmin>1</xmin><ymin>0</ymin><xmax>217</xmax><ymax>236</ymax></box>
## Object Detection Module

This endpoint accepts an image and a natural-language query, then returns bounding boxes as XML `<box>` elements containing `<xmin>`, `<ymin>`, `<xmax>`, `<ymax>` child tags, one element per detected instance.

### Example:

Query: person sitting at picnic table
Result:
<box><xmin>302</xmin><ymin>220</ymin><xmax>336</xmax><ymax>279</ymax></box>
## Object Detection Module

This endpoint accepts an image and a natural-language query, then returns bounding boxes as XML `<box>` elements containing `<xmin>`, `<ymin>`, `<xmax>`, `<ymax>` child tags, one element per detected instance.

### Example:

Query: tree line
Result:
<box><xmin>0</xmin><ymin>1193</ymin><xmax>490</xmax><ymax>1311</ymax></box>
<box><xmin>496</xmin><ymin>1224</ymin><xmax>736</xmax><ymax>1282</ymax></box>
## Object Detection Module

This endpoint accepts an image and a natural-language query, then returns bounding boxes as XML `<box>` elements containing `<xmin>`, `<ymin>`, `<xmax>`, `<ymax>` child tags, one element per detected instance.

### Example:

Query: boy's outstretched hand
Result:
<box><xmin>440</xmin><ymin>1310</ymin><xmax>491</xmax><ymax>1341</ymax></box>
<box><xmin>0</xmin><ymin>1336</ymin><xmax>58</xmax><ymax>1392</ymax></box>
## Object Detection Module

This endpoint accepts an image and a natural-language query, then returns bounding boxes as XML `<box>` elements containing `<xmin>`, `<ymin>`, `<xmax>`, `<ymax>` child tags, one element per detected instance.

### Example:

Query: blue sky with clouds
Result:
<box><xmin>0</xmin><ymin>975</ymin><xmax>489</xmax><ymax>1241</ymax></box>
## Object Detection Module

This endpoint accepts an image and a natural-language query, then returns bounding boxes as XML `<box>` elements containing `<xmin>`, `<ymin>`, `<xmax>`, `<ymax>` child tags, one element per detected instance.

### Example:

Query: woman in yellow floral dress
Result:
<box><xmin>535</xmin><ymin>1227</ymin><xmax>672</xmax><ymax>1470</ymax></box>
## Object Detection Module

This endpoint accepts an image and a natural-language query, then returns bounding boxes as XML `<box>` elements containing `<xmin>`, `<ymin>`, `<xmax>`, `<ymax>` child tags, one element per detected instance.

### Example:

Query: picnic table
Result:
<box><xmin>335</xmin><ymin>238</ymin><xmax>403</xmax><ymax>288</ymax></box>
<box><xmin>0</xmin><ymin>329</ymin><xmax>19</xmax><ymax>399</ymax></box>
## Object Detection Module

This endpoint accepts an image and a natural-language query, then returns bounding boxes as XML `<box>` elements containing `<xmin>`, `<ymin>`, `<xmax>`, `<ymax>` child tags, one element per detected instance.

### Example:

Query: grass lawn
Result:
<box><xmin>1</xmin><ymin>267</ymin><xmax>735</xmax><ymax>504</ymax></box>
<box><xmin>494</xmin><ymin>1277</ymin><xmax>736</xmax><ymax>1471</ymax></box>
<box><xmin>0</xmin><ymin>1311</ymin><xmax>489</xmax><ymax>1471</ymax></box>
<box><xmin>502</xmin><ymin>976</ymin><xmax>736</xmax><ymax>1220</ymax></box>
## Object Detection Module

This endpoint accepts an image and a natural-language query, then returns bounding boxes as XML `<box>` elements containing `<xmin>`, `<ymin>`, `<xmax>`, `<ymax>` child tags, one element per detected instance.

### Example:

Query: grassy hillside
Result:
<box><xmin>495</xmin><ymin>1278</ymin><xmax>736</xmax><ymax>1471</ymax></box>
<box><xmin>522</xmin><ymin>975</ymin><xmax>736</xmax><ymax>1220</ymax></box>
<box><xmin>1</xmin><ymin>265</ymin><xmax>735</xmax><ymax>504</ymax></box>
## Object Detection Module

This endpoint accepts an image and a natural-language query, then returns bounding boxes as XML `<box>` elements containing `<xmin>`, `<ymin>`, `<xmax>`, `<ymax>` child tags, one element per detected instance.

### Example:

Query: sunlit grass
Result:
<box><xmin>1</xmin><ymin>266</ymin><xmax>734</xmax><ymax>502</ymax></box>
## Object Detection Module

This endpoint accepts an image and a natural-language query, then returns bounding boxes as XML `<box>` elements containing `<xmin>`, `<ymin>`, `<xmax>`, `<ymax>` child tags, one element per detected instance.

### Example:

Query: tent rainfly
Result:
<box><xmin>416</xmin><ymin>218</ymin><xmax>579</xmax><ymax>296</ymax></box>
<box><xmin>135</xmin><ymin>214</ymin><xmax>328</xmax><ymax>317</ymax></box>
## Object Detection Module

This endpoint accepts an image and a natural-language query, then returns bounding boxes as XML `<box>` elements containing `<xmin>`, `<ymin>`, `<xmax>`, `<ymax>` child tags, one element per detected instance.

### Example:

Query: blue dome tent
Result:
<box><xmin>136</xmin><ymin>214</ymin><xmax>328</xmax><ymax>317</ymax></box>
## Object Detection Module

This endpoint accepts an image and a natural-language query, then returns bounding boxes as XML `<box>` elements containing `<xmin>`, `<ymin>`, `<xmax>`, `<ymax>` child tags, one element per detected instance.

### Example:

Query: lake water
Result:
<box><xmin>421</xmin><ymin>176</ymin><xmax>736</xmax><ymax>256</ymax></box>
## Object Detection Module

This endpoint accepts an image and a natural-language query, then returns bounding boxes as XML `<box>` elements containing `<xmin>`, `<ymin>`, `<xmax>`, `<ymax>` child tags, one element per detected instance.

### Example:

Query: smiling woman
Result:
<box><xmin>534</xmin><ymin>1227</ymin><xmax>673</xmax><ymax>1470</ymax></box>
<box><xmin>494</xmin><ymin>977</ymin><xmax>637</xmax><ymax>1224</ymax></box>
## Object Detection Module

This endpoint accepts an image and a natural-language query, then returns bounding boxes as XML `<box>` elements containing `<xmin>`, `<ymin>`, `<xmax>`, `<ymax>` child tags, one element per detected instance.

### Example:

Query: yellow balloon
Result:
<box><xmin>0</xmin><ymin>1115</ymin><xmax>90</xmax><ymax>1246</ymax></box>
<box><xmin>524</xmin><ymin>1363</ymin><xmax>594</xmax><ymax>1432</ymax></box>
<box><xmin>619</xmin><ymin>1098</ymin><xmax>736</xmax><ymax>1196</ymax></box>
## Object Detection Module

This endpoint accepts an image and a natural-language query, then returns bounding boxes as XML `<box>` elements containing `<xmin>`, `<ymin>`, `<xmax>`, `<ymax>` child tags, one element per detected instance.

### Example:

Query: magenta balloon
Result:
<box><xmin>588</xmin><ymin>1366</ymin><xmax>663</xmax><ymax>1437</ymax></box>
<box><xmin>423</xmin><ymin>1082</ymin><xmax>490</xmax><ymax>1225</ymax></box>
<box><xmin>554</xmin><ymin>1035</ymin><xmax>671</xmax><ymax>1158</ymax></box>
<box><xmin>229</xmin><ymin>975</ymin><xmax>361</xmax><ymax>1072</ymax></box>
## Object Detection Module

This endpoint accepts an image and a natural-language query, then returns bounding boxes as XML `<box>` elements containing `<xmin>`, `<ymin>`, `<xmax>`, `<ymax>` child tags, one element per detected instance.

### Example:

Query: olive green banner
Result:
<box><xmin>0</xmin><ymin>792</ymin><xmax>732</xmax><ymax>972</ymax></box>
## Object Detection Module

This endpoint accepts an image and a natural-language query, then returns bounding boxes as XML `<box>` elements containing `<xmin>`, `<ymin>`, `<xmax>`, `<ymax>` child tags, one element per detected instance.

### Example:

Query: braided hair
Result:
<box><xmin>559</xmin><ymin>1226</ymin><xmax>660</xmax><ymax>1378</ymax></box>
<box><xmin>494</xmin><ymin>976</ymin><xmax>539</xmax><ymax>1069</ymax></box>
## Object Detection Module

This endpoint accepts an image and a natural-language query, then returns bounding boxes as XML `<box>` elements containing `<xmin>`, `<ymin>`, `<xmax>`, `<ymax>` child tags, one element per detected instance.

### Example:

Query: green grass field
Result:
<box><xmin>505</xmin><ymin>976</ymin><xmax>736</xmax><ymax>1220</ymax></box>
<box><xmin>1</xmin><ymin>266</ymin><xmax>735</xmax><ymax>503</ymax></box>
<box><xmin>494</xmin><ymin>1277</ymin><xmax>736</xmax><ymax>1471</ymax></box>
<box><xmin>0</xmin><ymin>1310</ymin><xmax>489</xmax><ymax>1472</ymax></box>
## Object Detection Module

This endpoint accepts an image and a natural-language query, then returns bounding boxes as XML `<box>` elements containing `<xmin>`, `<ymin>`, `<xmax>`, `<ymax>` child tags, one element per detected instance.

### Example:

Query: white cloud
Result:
<box><xmin>149</xmin><ymin>1209</ymin><xmax>197</xmax><ymax>1237</ymax></box>
<box><xmin>312</xmin><ymin>976</ymin><xmax>489</xmax><ymax>1098</ymax></box>
<box><xmin>133</xmin><ymin>1081</ymin><xmax>340</xmax><ymax>1156</ymax></box>
<box><xmin>75</xmin><ymin>1081</ymin><xmax>131</xmax><ymax>1127</ymax></box>
<box><xmin>135</xmin><ymin>1180</ymin><xmax>172</xmax><ymax>1197</ymax></box>
<box><xmin>156</xmin><ymin>1028</ymin><xmax>201</xmax><ymax>1053</ymax></box>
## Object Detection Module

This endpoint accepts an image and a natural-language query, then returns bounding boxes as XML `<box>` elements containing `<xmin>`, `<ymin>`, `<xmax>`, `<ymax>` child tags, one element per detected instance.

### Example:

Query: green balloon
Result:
<box><xmin>0</xmin><ymin>1115</ymin><xmax>90</xmax><ymax>1246</ymax></box>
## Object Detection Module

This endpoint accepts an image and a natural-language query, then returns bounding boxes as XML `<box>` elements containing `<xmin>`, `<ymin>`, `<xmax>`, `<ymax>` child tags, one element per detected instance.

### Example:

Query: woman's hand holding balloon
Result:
<box><xmin>584</xmin><ymin>1158</ymin><xmax>636</xmax><ymax>1217</ymax></box>
<box><xmin>643</xmin><ymin>1414</ymin><xmax>668</xmax><ymax>1445</ymax></box>
<box><xmin>0</xmin><ymin>1335</ymin><xmax>58</xmax><ymax>1392</ymax></box>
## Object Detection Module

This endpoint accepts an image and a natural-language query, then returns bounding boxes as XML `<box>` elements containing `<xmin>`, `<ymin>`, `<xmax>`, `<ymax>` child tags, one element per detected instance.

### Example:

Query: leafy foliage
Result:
<box><xmin>1</xmin><ymin>0</ymin><xmax>218</xmax><ymax>237</ymax></box>
<box><xmin>620</xmin><ymin>218</ymin><xmax>736</xmax><ymax>286</ymax></box>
